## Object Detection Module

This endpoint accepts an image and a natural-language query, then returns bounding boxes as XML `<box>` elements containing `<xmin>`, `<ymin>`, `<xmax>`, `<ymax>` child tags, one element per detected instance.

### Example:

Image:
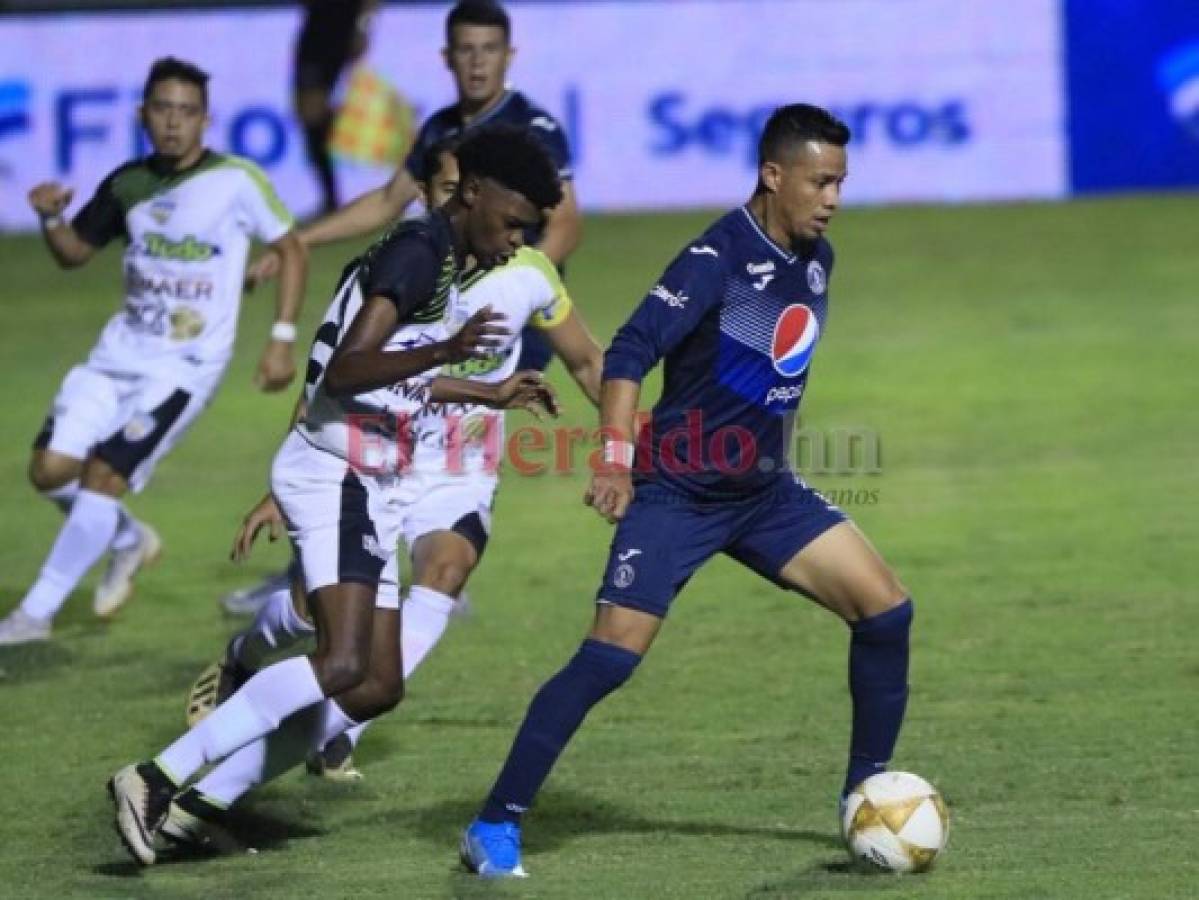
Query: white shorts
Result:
<box><xmin>271</xmin><ymin>431</ymin><xmax>405</xmax><ymax>610</ymax></box>
<box><xmin>33</xmin><ymin>363</ymin><xmax>221</xmax><ymax>493</ymax></box>
<box><xmin>396</xmin><ymin>469</ymin><xmax>497</xmax><ymax>557</ymax></box>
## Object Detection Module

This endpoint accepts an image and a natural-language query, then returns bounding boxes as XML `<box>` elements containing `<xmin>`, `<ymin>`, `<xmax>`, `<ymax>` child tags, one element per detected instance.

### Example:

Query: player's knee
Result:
<box><xmin>350</xmin><ymin>672</ymin><xmax>405</xmax><ymax>720</ymax></box>
<box><xmin>28</xmin><ymin>454</ymin><xmax>76</xmax><ymax>493</ymax></box>
<box><xmin>80</xmin><ymin>456</ymin><xmax>128</xmax><ymax>497</ymax></box>
<box><xmin>417</xmin><ymin>559</ymin><xmax>472</xmax><ymax>596</ymax></box>
<box><xmin>574</xmin><ymin>638</ymin><xmax>642</xmax><ymax>693</ymax></box>
<box><xmin>313</xmin><ymin>652</ymin><xmax>370</xmax><ymax>696</ymax></box>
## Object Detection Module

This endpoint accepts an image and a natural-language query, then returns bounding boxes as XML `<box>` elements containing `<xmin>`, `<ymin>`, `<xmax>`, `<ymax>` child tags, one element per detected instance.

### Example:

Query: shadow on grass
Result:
<box><xmin>380</xmin><ymin>790</ymin><xmax>844</xmax><ymax>855</ymax></box>
<box><xmin>745</xmin><ymin>859</ymin><xmax>917</xmax><ymax>896</ymax></box>
<box><xmin>91</xmin><ymin>806</ymin><xmax>326</xmax><ymax>878</ymax></box>
<box><xmin>0</xmin><ymin>639</ymin><xmax>74</xmax><ymax>684</ymax></box>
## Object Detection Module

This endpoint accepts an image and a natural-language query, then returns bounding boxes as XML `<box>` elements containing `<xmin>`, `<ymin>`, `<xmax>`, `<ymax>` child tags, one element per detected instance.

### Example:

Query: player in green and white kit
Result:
<box><xmin>170</xmin><ymin>146</ymin><xmax>602</xmax><ymax>827</ymax></box>
<box><xmin>0</xmin><ymin>58</ymin><xmax>307</xmax><ymax>646</ymax></box>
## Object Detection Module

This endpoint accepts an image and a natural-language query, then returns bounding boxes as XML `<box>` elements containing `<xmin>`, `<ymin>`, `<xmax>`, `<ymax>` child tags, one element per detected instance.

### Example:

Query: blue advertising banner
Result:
<box><xmin>1067</xmin><ymin>0</ymin><xmax>1199</xmax><ymax>191</ymax></box>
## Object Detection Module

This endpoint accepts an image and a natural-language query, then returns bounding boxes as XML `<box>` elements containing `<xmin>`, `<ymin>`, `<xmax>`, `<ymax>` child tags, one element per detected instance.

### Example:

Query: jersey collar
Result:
<box><xmin>739</xmin><ymin>205</ymin><xmax>797</xmax><ymax>265</ymax></box>
<box><xmin>459</xmin><ymin>90</ymin><xmax>516</xmax><ymax>129</ymax></box>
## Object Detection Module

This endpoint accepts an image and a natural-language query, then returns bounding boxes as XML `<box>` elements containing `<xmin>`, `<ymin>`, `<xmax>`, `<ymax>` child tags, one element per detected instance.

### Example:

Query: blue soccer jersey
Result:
<box><xmin>603</xmin><ymin>206</ymin><xmax>834</xmax><ymax>500</ymax></box>
<box><xmin>404</xmin><ymin>90</ymin><xmax>573</xmax><ymax>184</ymax></box>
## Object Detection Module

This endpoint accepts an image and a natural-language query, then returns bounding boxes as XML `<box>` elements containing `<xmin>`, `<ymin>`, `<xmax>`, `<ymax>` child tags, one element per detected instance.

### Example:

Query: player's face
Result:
<box><xmin>444</xmin><ymin>24</ymin><xmax>513</xmax><ymax>106</ymax></box>
<box><xmin>461</xmin><ymin>176</ymin><xmax>541</xmax><ymax>268</ymax></box>
<box><xmin>422</xmin><ymin>152</ymin><xmax>460</xmax><ymax>209</ymax></box>
<box><xmin>140</xmin><ymin>79</ymin><xmax>208</xmax><ymax>162</ymax></box>
<box><xmin>765</xmin><ymin>141</ymin><xmax>848</xmax><ymax>242</ymax></box>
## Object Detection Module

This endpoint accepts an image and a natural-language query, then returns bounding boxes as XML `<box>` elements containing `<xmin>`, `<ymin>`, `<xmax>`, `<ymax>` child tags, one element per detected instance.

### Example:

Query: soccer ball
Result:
<box><xmin>842</xmin><ymin>771</ymin><xmax>949</xmax><ymax>873</ymax></box>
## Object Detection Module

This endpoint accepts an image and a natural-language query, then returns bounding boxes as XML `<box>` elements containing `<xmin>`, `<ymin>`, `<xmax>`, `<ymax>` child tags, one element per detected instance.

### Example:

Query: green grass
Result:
<box><xmin>1</xmin><ymin>196</ymin><xmax>1197</xmax><ymax>898</ymax></box>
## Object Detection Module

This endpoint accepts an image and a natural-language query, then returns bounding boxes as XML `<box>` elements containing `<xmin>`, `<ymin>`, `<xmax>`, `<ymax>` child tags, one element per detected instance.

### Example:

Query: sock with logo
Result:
<box><xmin>479</xmin><ymin>638</ymin><xmax>641</xmax><ymax>824</ymax></box>
<box><xmin>844</xmin><ymin>599</ymin><xmax>913</xmax><ymax>796</ymax></box>
<box><xmin>20</xmin><ymin>489</ymin><xmax>121</xmax><ymax>621</ymax></box>
<box><xmin>155</xmin><ymin>655</ymin><xmax>326</xmax><ymax>785</ymax></box>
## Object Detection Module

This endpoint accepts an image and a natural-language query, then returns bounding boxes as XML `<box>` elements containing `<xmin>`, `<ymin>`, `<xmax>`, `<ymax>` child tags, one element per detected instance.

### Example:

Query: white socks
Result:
<box><xmin>20</xmin><ymin>489</ymin><xmax>121</xmax><ymax>621</ymax></box>
<box><xmin>40</xmin><ymin>479</ymin><xmax>142</xmax><ymax>553</ymax></box>
<box><xmin>156</xmin><ymin>655</ymin><xmax>325</xmax><ymax>785</ymax></box>
<box><xmin>193</xmin><ymin>699</ymin><xmax>359</xmax><ymax>807</ymax></box>
<box><xmin>231</xmin><ymin>581</ymin><xmax>315</xmax><ymax>670</ymax></box>
<box><xmin>343</xmin><ymin>585</ymin><xmax>455</xmax><ymax>751</ymax></box>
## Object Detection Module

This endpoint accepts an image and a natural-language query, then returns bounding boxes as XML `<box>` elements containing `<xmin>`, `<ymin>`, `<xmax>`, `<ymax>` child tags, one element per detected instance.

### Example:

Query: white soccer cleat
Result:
<box><xmin>94</xmin><ymin>522</ymin><xmax>163</xmax><ymax>619</ymax></box>
<box><xmin>0</xmin><ymin>608</ymin><xmax>52</xmax><ymax>646</ymax></box>
<box><xmin>108</xmin><ymin>763</ymin><xmax>174</xmax><ymax>866</ymax></box>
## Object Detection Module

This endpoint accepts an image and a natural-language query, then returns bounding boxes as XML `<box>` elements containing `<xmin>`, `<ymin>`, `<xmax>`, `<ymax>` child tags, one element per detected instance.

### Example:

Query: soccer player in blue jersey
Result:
<box><xmin>250</xmin><ymin>0</ymin><xmax>578</xmax><ymax>373</ymax></box>
<box><xmin>460</xmin><ymin>104</ymin><xmax>915</xmax><ymax>878</ymax></box>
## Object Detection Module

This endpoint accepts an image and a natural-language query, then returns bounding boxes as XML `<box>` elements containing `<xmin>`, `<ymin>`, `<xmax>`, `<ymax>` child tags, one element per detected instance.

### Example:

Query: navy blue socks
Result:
<box><xmin>480</xmin><ymin>638</ymin><xmax>642</xmax><ymax>824</ymax></box>
<box><xmin>844</xmin><ymin>599</ymin><xmax>913</xmax><ymax>796</ymax></box>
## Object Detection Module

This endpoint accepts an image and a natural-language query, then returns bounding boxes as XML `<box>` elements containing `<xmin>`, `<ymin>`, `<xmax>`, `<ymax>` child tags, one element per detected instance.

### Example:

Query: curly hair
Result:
<box><xmin>455</xmin><ymin>125</ymin><xmax>563</xmax><ymax>209</ymax></box>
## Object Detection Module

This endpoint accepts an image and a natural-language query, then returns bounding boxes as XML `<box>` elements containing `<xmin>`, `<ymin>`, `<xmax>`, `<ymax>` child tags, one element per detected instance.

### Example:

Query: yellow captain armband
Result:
<box><xmin>514</xmin><ymin>246</ymin><xmax>574</xmax><ymax>330</ymax></box>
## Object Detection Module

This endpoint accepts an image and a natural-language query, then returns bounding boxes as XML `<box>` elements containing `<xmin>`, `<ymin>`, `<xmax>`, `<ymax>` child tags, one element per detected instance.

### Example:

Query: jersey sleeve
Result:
<box><xmin>357</xmin><ymin>233</ymin><xmax>440</xmax><ymax>320</ymax></box>
<box><xmin>602</xmin><ymin>246</ymin><xmax>725</xmax><ymax>383</ymax></box>
<box><xmin>526</xmin><ymin>110</ymin><xmax>573</xmax><ymax>180</ymax></box>
<box><xmin>233</xmin><ymin>159</ymin><xmax>294</xmax><ymax>243</ymax></box>
<box><xmin>71</xmin><ymin>166</ymin><xmax>128</xmax><ymax>249</ymax></box>
<box><xmin>521</xmin><ymin>249</ymin><xmax>574</xmax><ymax>330</ymax></box>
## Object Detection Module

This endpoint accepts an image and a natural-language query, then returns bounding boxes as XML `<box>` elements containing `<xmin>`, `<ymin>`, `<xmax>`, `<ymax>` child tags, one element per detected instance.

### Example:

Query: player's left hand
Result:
<box><xmin>255</xmin><ymin>340</ymin><xmax>296</xmax><ymax>392</ymax></box>
<box><xmin>231</xmin><ymin>493</ymin><xmax>284</xmax><ymax>562</ymax></box>
<box><xmin>584</xmin><ymin>469</ymin><xmax>634</xmax><ymax>523</ymax></box>
<box><xmin>495</xmin><ymin>370</ymin><xmax>560</xmax><ymax>419</ymax></box>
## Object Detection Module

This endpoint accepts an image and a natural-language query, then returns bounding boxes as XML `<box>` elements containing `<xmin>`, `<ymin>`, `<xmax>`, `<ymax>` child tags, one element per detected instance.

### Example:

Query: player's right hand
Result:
<box><xmin>443</xmin><ymin>305</ymin><xmax>508</xmax><ymax>362</ymax></box>
<box><xmin>28</xmin><ymin>182</ymin><xmax>73</xmax><ymax>218</ymax></box>
<box><xmin>245</xmin><ymin>248</ymin><xmax>282</xmax><ymax>290</ymax></box>
<box><xmin>231</xmin><ymin>493</ymin><xmax>285</xmax><ymax>562</ymax></box>
<box><xmin>584</xmin><ymin>470</ymin><xmax>634</xmax><ymax>524</ymax></box>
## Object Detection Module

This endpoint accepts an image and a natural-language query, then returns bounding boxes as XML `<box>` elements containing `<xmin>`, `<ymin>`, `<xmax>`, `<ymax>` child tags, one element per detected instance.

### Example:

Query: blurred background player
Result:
<box><xmin>460</xmin><ymin>105</ymin><xmax>915</xmax><ymax>879</ymax></box>
<box><xmin>107</xmin><ymin>127</ymin><xmax>563</xmax><ymax>866</ymax></box>
<box><xmin>184</xmin><ymin>137</ymin><xmax>603</xmax><ymax>789</ymax></box>
<box><xmin>294</xmin><ymin>0</ymin><xmax>379</xmax><ymax>215</ymax></box>
<box><xmin>250</xmin><ymin>0</ymin><xmax>580</xmax><ymax>373</ymax></box>
<box><xmin>0</xmin><ymin>58</ymin><xmax>307</xmax><ymax>646</ymax></box>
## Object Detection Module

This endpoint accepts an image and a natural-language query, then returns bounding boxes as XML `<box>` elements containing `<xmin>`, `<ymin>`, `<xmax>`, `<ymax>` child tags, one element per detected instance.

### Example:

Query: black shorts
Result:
<box><xmin>294</xmin><ymin>0</ymin><xmax>366</xmax><ymax>93</ymax></box>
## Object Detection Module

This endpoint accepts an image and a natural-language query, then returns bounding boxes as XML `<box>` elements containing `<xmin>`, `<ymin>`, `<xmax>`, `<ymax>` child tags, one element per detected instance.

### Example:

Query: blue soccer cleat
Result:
<box><xmin>460</xmin><ymin>819</ymin><xmax>528</xmax><ymax>879</ymax></box>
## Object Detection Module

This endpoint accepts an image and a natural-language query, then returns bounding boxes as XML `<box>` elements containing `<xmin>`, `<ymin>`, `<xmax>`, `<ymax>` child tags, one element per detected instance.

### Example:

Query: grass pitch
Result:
<box><xmin>0</xmin><ymin>196</ymin><xmax>1196</xmax><ymax>898</ymax></box>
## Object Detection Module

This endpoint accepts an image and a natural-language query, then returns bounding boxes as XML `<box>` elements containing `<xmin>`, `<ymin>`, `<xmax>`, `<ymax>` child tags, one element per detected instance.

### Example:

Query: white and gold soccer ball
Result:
<box><xmin>842</xmin><ymin>771</ymin><xmax>949</xmax><ymax>873</ymax></box>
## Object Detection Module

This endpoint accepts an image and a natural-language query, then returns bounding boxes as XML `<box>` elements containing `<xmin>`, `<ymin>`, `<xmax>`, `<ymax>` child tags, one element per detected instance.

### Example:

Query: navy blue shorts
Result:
<box><xmin>596</xmin><ymin>477</ymin><xmax>846</xmax><ymax>618</ymax></box>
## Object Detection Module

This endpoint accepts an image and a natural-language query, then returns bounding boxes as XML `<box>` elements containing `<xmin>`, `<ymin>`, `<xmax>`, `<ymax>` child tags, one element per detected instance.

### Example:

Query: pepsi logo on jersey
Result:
<box><xmin>770</xmin><ymin>304</ymin><xmax>819</xmax><ymax>377</ymax></box>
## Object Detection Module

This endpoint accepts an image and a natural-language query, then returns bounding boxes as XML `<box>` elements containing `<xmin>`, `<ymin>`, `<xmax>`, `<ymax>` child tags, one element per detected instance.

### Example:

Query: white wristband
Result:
<box><xmin>270</xmin><ymin>322</ymin><xmax>297</xmax><ymax>342</ymax></box>
<box><xmin>603</xmin><ymin>439</ymin><xmax>635</xmax><ymax>468</ymax></box>
<box><xmin>40</xmin><ymin>214</ymin><xmax>66</xmax><ymax>229</ymax></box>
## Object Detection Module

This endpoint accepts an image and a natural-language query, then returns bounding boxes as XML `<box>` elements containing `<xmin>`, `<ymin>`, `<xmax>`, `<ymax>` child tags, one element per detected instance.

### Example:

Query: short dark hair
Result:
<box><xmin>143</xmin><ymin>57</ymin><xmax>209</xmax><ymax>106</ymax></box>
<box><xmin>455</xmin><ymin>125</ymin><xmax>562</xmax><ymax>209</ymax></box>
<box><xmin>420</xmin><ymin>136</ymin><xmax>460</xmax><ymax>183</ymax></box>
<box><xmin>446</xmin><ymin>1</ymin><xmax>510</xmax><ymax>44</ymax></box>
<box><xmin>758</xmin><ymin>103</ymin><xmax>850</xmax><ymax>166</ymax></box>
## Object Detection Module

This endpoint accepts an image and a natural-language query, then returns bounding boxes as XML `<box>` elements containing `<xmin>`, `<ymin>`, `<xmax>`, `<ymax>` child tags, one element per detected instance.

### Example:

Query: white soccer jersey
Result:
<box><xmin>71</xmin><ymin>151</ymin><xmax>293</xmax><ymax>380</ymax></box>
<box><xmin>412</xmin><ymin>246</ymin><xmax>573</xmax><ymax>477</ymax></box>
<box><xmin>297</xmin><ymin>211</ymin><xmax>460</xmax><ymax>464</ymax></box>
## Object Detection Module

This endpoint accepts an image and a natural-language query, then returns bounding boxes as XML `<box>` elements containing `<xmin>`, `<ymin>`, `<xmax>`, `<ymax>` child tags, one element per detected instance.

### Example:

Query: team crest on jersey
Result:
<box><xmin>806</xmin><ymin>260</ymin><xmax>826</xmax><ymax>294</ymax></box>
<box><xmin>770</xmin><ymin>304</ymin><xmax>820</xmax><ymax>377</ymax></box>
<box><xmin>149</xmin><ymin>198</ymin><xmax>176</xmax><ymax>225</ymax></box>
<box><xmin>614</xmin><ymin>563</ymin><xmax>636</xmax><ymax>589</ymax></box>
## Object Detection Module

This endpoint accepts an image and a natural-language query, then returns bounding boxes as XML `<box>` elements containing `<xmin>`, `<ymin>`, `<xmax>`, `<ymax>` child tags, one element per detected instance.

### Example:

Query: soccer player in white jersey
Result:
<box><xmin>179</xmin><ymin>143</ymin><xmax>602</xmax><ymax>803</ymax></box>
<box><xmin>107</xmin><ymin>126</ymin><xmax>563</xmax><ymax>866</ymax></box>
<box><xmin>0</xmin><ymin>58</ymin><xmax>307</xmax><ymax>646</ymax></box>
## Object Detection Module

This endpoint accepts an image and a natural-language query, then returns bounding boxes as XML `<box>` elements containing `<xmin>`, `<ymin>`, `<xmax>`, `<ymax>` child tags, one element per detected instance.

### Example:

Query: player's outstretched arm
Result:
<box><xmin>535</xmin><ymin>181</ymin><xmax>582</xmax><ymax>266</ymax></box>
<box><xmin>301</xmin><ymin>168</ymin><xmax>421</xmax><ymax>247</ymax></box>
<box><xmin>254</xmin><ymin>231</ymin><xmax>309</xmax><ymax>392</ymax></box>
<box><xmin>324</xmin><ymin>303</ymin><xmax>507</xmax><ymax>397</ymax></box>
<box><xmin>245</xmin><ymin>169</ymin><xmax>422</xmax><ymax>286</ymax></box>
<box><xmin>585</xmin><ymin>377</ymin><xmax>641</xmax><ymax>523</ymax></box>
<box><xmin>28</xmin><ymin>183</ymin><xmax>96</xmax><ymax>269</ymax></box>
<box><xmin>544</xmin><ymin>308</ymin><xmax>603</xmax><ymax>406</ymax></box>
